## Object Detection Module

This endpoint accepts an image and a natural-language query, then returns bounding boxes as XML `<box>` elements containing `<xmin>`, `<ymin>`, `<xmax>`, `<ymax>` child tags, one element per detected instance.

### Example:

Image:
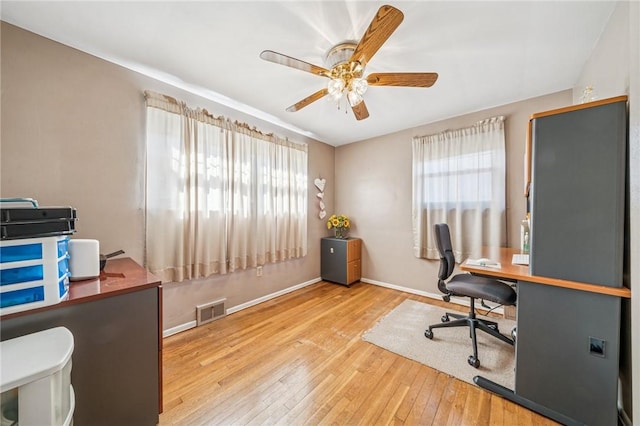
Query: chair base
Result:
<box><xmin>424</xmin><ymin>298</ymin><xmax>514</xmax><ymax>368</ymax></box>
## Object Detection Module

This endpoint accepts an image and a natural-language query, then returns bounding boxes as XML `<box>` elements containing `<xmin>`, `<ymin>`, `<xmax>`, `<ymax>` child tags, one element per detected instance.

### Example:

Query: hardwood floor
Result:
<box><xmin>160</xmin><ymin>281</ymin><xmax>558</xmax><ymax>425</ymax></box>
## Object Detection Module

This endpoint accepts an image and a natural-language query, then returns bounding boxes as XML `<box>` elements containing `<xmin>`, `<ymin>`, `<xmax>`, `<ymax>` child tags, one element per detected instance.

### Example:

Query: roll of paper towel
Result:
<box><xmin>68</xmin><ymin>239</ymin><xmax>100</xmax><ymax>281</ymax></box>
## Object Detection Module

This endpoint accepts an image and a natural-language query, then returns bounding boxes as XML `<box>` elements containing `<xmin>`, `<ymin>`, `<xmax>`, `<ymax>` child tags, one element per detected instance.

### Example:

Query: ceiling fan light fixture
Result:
<box><xmin>350</xmin><ymin>77</ymin><xmax>368</xmax><ymax>96</ymax></box>
<box><xmin>347</xmin><ymin>90</ymin><xmax>364</xmax><ymax>107</ymax></box>
<box><xmin>328</xmin><ymin>78</ymin><xmax>345</xmax><ymax>100</ymax></box>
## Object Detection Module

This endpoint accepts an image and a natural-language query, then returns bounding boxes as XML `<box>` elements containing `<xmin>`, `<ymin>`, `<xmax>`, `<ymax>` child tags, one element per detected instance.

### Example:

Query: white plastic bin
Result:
<box><xmin>0</xmin><ymin>327</ymin><xmax>75</xmax><ymax>426</ymax></box>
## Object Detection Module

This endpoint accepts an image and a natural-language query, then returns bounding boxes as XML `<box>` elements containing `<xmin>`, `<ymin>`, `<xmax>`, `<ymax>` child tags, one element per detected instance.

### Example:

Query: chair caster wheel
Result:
<box><xmin>511</xmin><ymin>327</ymin><xmax>517</xmax><ymax>342</ymax></box>
<box><xmin>468</xmin><ymin>356</ymin><xmax>480</xmax><ymax>368</ymax></box>
<box><xmin>441</xmin><ymin>315</ymin><xmax>450</xmax><ymax>322</ymax></box>
<box><xmin>424</xmin><ymin>329</ymin><xmax>434</xmax><ymax>339</ymax></box>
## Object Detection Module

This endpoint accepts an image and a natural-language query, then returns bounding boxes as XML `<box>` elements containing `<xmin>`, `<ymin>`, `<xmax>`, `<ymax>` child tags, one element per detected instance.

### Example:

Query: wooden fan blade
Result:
<box><xmin>367</xmin><ymin>72</ymin><xmax>439</xmax><ymax>87</ymax></box>
<box><xmin>351</xmin><ymin>5</ymin><xmax>404</xmax><ymax>67</ymax></box>
<box><xmin>286</xmin><ymin>88</ymin><xmax>329</xmax><ymax>112</ymax></box>
<box><xmin>351</xmin><ymin>101</ymin><xmax>369</xmax><ymax>121</ymax></box>
<box><xmin>260</xmin><ymin>50</ymin><xmax>331</xmax><ymax>77</ymax></box>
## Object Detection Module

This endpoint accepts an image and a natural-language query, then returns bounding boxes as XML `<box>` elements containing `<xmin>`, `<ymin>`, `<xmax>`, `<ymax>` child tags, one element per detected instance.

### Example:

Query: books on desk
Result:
<box><xmin>465</xmin><ymin>258</ymin><xmax>501</xmax><ymax>268</ymax></box>
<box><xmin>512</xmin><ymin>253</ymin><xmax>530</xmax><ymax>265</ymax></box>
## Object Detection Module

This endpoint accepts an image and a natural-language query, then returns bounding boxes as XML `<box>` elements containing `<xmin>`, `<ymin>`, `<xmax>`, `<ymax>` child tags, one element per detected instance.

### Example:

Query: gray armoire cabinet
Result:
<box><xmin>528</xmin><ymin>97</ymin><xmax>627</xmax><ymax>286</ymax></box>
<box><xmin>516</xmin><ymin>96</ymin><xmax>628</xmax><ymax>425</ymax></box>
<box><xmin>321</xmin><ymin>237</ymin><xmax>361</xmax><ymax>286</ymax></box>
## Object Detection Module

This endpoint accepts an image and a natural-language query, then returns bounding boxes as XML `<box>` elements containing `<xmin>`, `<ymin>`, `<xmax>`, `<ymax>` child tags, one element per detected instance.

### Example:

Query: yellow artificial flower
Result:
<box><xmin>326</xmin><ymin>214</ymin><xmax>351</xmax><ymax>229</ymax></box>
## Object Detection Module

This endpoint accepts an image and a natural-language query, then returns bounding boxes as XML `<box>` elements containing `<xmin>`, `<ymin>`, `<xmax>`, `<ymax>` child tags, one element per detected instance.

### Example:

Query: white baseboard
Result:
<box><xmin>163</xmin><ymin>275</ymin><xmax>506</xmax><ymax>338</ymax></box>
<box><xmin>226</xmin><ymin>277</ymin><xmax>321</xmax><ymax>315</ymax></box>
<box><xmin>163</xmin><ymin>321</ymin><xmax>197</xmax><ymax>338</ymax></box>
<box><xmin>360</xmin><ymin>277</ymin><xmax>505</xmax><ymax>315</ymax></box>
<box><xmin>163</xmin><ymin>277</ymin><xmax>322</xmax><ymax>338</ymax></box>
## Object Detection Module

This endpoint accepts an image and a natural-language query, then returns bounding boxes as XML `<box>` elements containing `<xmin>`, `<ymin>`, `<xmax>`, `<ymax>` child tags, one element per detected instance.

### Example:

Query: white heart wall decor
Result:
<box><xmin>314</xmin><ymin>177</ymin><xmax>327</xmax><ymax>221</ymax></box>
<box><xmin>314</xmin><ymin>178</ymin><xmax>326</xmax><ymax>192</ymax></box>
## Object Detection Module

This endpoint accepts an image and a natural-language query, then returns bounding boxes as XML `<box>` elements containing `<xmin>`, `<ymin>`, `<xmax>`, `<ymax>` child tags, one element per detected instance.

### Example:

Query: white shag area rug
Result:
<box><xmin>362</xmin><ymin>299</ymin><xmax>515</xmax><ymax>388</ymax></box>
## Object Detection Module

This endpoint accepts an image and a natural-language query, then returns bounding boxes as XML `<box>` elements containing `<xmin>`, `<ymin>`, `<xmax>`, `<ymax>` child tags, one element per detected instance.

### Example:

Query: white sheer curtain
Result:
<box><xmin>226</xmin><ymin>127</ymin><xmax>308</xmax><ymax>271</ymax></box>
<box><xmin>412</xmin><ymin>116</ymin><xmax>506</xmax><ymax>261</ymax></box>
<box><xmin>145</xmin><ymin>91</ymin><xmax>307</xmax><ymax>282</ymax></box>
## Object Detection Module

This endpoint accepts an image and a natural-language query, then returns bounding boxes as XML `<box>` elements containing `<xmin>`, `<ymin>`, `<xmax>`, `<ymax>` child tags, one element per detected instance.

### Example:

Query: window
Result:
<box><xmin>145</xmin><ymin>91</ymin><xmax>307</xmax><ymax>282</ymax></box>
<box><xmin>412</xmin><ymin>117</ymin><xmax>506</xmax><ymax>261</ymax></box>
<box><xmin>420</xmin><ymin>149</ymin><xmax>494</xmax><ymax>209</ymax></box>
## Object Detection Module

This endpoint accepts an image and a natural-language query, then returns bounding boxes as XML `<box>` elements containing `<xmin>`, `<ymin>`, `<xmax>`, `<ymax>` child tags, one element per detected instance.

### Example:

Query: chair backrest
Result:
<box><xmin>434</xmin><ymin>223</ymin><xmax>456</xmax><ymax>281</ymax></box>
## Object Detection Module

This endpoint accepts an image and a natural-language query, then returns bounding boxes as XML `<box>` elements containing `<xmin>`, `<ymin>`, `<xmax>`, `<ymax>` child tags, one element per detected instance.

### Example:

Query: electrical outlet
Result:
<box><xmin>589</xmin><ymin>336</ymin><xmax>606</xmax><ymax>357</ymax></box>
<box><xmin>257</xmin><ymin>266</ymin><xmax>263</xmax><ymax>277</ymax></box>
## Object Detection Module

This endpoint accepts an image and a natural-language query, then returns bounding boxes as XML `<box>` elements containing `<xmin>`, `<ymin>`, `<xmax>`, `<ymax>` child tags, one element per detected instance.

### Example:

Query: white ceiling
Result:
<box><xmin>1</xmin><ymin>1</ymin><xmax>616</xmax><ymax>146</ymax></box>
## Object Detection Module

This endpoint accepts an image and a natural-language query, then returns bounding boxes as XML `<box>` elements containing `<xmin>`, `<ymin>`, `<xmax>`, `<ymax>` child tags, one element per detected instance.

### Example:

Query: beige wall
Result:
<box><xmin>573</xmin><ymin>1</ymin><xmax>630</xmax><ymax>103</ymax></box>
<box><xmin>0</xmin><ymin>23</ymin><xmax>335</xmax><ymax>331</ymax></box>
<box><xmin>335</xmin><ymin>91</ymin><xmax>571</xmax><ymax>296</ymax></box>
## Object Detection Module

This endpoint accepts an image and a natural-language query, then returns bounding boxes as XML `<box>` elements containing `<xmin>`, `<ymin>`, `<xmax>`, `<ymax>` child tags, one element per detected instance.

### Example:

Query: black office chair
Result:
<box><xmin>424</xmin><ymin>223</ymin><xmax>516</xmax><ymax>368</ymax></box>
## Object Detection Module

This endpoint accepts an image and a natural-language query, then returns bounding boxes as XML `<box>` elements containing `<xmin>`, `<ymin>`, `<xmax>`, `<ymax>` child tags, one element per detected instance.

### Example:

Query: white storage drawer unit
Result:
<box><xmin>0</xmin><ymin>236</ymin><xmax>70</xmax><ymax>315</ymax></box>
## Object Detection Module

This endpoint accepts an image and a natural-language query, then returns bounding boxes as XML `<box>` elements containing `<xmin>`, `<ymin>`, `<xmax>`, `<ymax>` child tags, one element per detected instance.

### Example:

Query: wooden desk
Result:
<box><xmin>0</xmin><ymin>258</ymin><xmax>162</xmax><ymax>426</ymax></box>
<box><xmin>461</xmin><ymin>247</ymin><xmax>631</xmax><ymax>298</ymax></box>
<box><xmin>462</xmin><ymin>248</ymin><xmax>629</xmax><ymax>425</ymax></box>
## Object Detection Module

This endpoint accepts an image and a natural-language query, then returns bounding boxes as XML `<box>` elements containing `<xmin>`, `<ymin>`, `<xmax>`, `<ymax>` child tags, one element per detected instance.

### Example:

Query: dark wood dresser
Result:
<box><xmin>0</xmin><ymin>257</ymin><xmax>162</xmax><ymax>426</ymax></box>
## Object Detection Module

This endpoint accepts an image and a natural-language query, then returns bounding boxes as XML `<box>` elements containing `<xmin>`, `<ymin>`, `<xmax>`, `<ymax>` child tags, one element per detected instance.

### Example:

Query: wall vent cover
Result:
<box><xmin>196</xmin><ymin>298</ymin><xmax>226</xmax><ymax>326</ymax></box>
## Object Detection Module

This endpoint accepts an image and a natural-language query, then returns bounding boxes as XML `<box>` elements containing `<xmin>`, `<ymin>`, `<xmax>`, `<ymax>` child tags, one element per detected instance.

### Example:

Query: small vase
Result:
<box><xmin>334</xmin><ymin>227</ymin><xmax>347</xmax><ymax>239</ymax></box>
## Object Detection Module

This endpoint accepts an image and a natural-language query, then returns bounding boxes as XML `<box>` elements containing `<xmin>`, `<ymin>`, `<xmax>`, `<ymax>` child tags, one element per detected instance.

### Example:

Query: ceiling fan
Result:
<box><xmin>260</xmin><ymin>4</ymin><xmax>438</xmax><ymax>121</ymax></box>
